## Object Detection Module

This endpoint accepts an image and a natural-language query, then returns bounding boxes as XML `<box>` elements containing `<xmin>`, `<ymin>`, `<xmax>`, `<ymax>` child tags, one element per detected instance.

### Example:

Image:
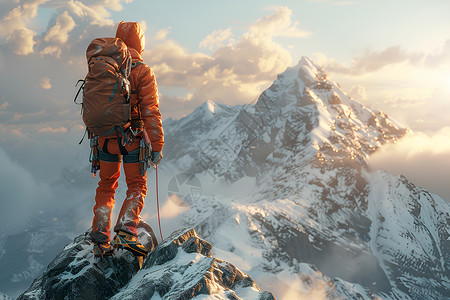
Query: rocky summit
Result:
<box><xmin>18</xmin><ymin>222</ymin><xmax>274</xmax><ymax>300</ymax></box>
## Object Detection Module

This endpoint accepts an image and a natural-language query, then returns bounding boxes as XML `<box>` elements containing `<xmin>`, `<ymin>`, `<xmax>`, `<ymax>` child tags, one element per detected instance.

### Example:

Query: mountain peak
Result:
<box><xmin>298</xmin><ymin>56</ymin><xmax>321</xmax><ymax>72</ymax></box>
<box><xmin>200</xmin><ymin>99</ymin><xmax>218</xmax><ymax>115</ymax></box>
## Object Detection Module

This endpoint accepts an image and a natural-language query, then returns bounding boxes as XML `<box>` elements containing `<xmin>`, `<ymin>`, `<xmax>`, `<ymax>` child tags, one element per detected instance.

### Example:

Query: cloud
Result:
<box><xmin>320</xmin><ymin>46</ymin><xmax>421</xmax><ymax>75</ymax></box>
<box><xmin>145</xmin><ymin>6</ymin><xmax>309</xmax><ymax>118</ymax></box>
<box><xmin>7</xmin><ymin>28</ymin><xmax>36</xmax><ymax>55</ymax></box>
<box><xmin>44</xmin><ymin>11</ymin><xmax>76</xmax><ymax>45</ymax></box>
<box><xmin>38</xmin><ymin>126</ymin><xmax>67</xmax><ymax>133</ymax></box>
<box><xmin>368</xmin><ymin>127</ymin><xmax>450</xmax><ymax>201</ymax></box>
<box><xmin>318</xmin><ymin>39</ymin><xmax>450</xmax><ymax>77</ymax></box>
<box><xmin>154</xmin><ymin>27</ymin><xmax>171</xmax><ymax>41</ymax></box>
<box><xmin>424</xmin><ymin>39</ymin><xmax>450</xmax><ymax>68</ymax></box>
<box><xmin>40</xmin><ymin>76</ymin><xmax>52</xmax><ymax>90</ymax></box>
<box><xmin>308</xmin><ymin>0</ymin><xmax>355</xmax><ymax>5</ymax></box>
<box><xmin>0</xmin><ymin>0</ymin><xmax>132</xmax><ymax>55</ymax></box>
<box><xmin>67</xmin><ymin>0</ymin><xmax>115</xmax><ymax>27</ymax></box>
<box><xmin>0</xmin><ymin>0</ymin><xmax>48</xmax><ymax>55</ymax></box>
<box><xmin>314</xmin><ymin>42</ymin><xmax>450</xmax><ymax>133</ymax></box>
<box><xmin>250</xmin><ymin>6</ymin><xmax>311</xmax><ymax>38</ymax></box>
<box><xmin>40</xmin><ymin>45</ymin><xmax>62</xmax><ymax>57</ymax></box>
<box><xmin>0</xmin><ymin>146</ymin><xmax>52</xmax><ymax>231</ymax></box>
<box><xmin>0</xmin><ymin>100</ymin><xmax>8</xmax><ymax>111</ymax></box>
<box><xmin>199</xmin><ymin>28</ymin><xmax>234</xmax><ymax>50</ymax></box>
<box><xmin>348</xmin><ymin>85</ymin><xmax>367</xmax><ymax>101</ymax></box>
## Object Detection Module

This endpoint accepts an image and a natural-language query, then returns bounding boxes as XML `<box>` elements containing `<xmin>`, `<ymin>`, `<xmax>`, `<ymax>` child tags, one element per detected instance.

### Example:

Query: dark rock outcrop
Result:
<box><xmin>18</xmin><ymin>220</ymin><xmax>157</xmax><ymax>300</ymax></box>
<box><xmin>18</xmin><ymin>225</ymin><xmax>274</xmax><ymax>299</ymax></box>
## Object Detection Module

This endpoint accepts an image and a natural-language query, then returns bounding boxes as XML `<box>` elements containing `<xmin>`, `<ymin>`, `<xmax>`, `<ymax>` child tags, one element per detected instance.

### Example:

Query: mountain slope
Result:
<box><xmin>161</xmin><ymin>57</ymin><xmax>449</xmax><ymax>299</ymax></box>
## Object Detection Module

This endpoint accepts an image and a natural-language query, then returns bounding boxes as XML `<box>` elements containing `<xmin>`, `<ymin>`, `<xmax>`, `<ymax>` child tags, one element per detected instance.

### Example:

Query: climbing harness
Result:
<box><xmin>138</xmin><ymin>129</ymin><xmax>151</xmax><ymax>176</ymax></box>
<box><xmin>89</xmin><ymin>134</ymin><xmax>100</xmax><ymax>177</ymax></box>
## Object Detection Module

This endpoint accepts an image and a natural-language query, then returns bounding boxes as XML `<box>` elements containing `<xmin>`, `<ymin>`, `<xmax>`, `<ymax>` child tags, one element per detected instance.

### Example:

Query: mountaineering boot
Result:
<box><xmin>93</xmin><ymin>242</ymin><xmax>114</xmax><ymax>258</ymax></box>
<box><xmin>113</xmin><ymin>230</ymin><xmax>148</xmax><ymax>256</ymax></box>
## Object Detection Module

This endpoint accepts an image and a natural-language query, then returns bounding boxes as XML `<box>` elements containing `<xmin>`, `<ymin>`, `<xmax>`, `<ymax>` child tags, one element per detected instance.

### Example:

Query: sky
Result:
<box><xmin>0</xmin><ymin>0</ymin><xmax>450</xmax><ymax>233</ymax></box>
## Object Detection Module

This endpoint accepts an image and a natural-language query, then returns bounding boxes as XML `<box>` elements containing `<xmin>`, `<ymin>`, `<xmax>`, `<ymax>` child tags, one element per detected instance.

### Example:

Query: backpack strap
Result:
<box><xmin>130</xmin><ymin>60</ymin><xmax>146</xmax><ymax>120</ymax></box>
<box><xmin>130</xmin><ymin>60</ymin><xmax>145</xmax><ymax>95</ymax></box>
<box><xmin>131</xmin><ymin>60</ymin><xmax>145</xmax><ymax>69</ymax></box>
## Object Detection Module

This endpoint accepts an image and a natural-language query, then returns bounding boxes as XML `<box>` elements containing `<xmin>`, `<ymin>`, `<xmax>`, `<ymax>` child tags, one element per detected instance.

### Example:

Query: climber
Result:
<box><xmin>88</xmin><ymin>21</ymin><xmax>164</xmax><ymax>257</ymax></box>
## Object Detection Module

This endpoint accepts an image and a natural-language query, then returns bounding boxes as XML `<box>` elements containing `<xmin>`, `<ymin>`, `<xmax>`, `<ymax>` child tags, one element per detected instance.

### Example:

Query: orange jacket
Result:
<box><xmin>114</xmin><ymin>21</ymin><xmax>164</xmax><ymax>152</ymax></box>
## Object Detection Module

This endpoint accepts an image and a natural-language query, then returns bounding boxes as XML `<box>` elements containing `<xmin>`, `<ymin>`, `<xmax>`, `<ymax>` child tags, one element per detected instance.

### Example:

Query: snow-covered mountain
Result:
<box><xmin>159</xmin><ymin>57</ymin><xmax>449</xmax><ymax>299</ymax></box>
<box><xmin>3</xmin><ymin>56</ymin><xmax>449</xmax><ymax>299</ymax></box>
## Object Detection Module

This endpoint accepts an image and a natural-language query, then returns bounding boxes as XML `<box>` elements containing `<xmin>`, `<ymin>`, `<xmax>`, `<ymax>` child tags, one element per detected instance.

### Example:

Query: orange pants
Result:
<box><xmin>91</xmin><ymin>137</ymin><xmax>147</xmax><ymax>244</ymax></box>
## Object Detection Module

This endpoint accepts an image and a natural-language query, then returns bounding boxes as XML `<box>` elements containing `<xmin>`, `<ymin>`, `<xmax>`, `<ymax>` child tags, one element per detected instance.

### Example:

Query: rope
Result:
<box><xmin>155</xmin><ymin>165</ymin><xmax>163</xmax><ymax>242</ymax></box>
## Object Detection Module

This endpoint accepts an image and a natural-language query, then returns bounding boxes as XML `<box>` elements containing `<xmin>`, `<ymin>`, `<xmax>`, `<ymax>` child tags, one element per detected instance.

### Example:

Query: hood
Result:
<box><xmin>115</xmin><ymin>21</ymin><xmax>145</xmax><ymax>55</ymax></box>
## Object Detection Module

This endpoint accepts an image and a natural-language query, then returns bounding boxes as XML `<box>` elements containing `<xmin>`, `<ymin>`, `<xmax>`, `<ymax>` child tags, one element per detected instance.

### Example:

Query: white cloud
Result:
<box><xmin>40</xmin><ymin>76</ymin><xmax>52</xmax><ymax>90</ymax></box>
<box><xmin>68</xmin><ymin>0</ymin><xmax>114</xmax><ymax>27</ymax></box>
<box><xmin>368</xmin><ymin>127</ymin><xmax>450</xmax><ymax>201</ymax></box>
<box><xmin>0</xmin><ymin>146</ymin><xmax>52</xmax><ymax>230</ymax></box>
<box><xmin>317</xmin><ymin>40</ymin><xmax>450</xmax><ymax>77</ymax></box>
<box><xmin>154</xmin><ymin>27</ymin><xmax>171</xmax><ymax>41</ymax></box>
<box><xmin>250</xmin><ymin>6</ymin><xmax>311</xmax><ymax>38</ymax></box>
<box><xmin>145</xmin><ymin>6</ymin><xmax>309</xmax><ymax>118</ymax></box>
<box><xmin>348</xmin><ymin>85</ymin><xmax>367</xmax><ymax>101</ymax></box>
<box><xmin>6</xmin><ymin>27</ymin><xmax>36</xmax><ymax>55</ymax></box>
<box><xmin>308</xmin><ymin>0</ymin><xmax>355</xmax><ymax>5</ymax></box>
<box><xmin>199</xmin><ymin>28</ymin><xmax>234</xmax><ymax>50</ymax></box>
<box><xmin>38</xmin><ymin>126</ymin><xmax>68</xmax><ymax>133</ymax></box>
<box><xmin>0</xmin><ymin>0</ymin><xmax>49</xmax><ymax>55</ymax></box>
<box><xmin>425</xmin><ymin>39</ymin><xmax>450</xmax><ymax>68</ymax></box>
<box><xmin>40</xmin><ymin>45</ymin><xmax>62</xmax><ymax>57</ymax></box>
<box><xmin>0</xmin><ymin>0</ymin><xmax>134</xmax><ymax>55</ymax></box>
<box><xmin>313</xmin><ymin>45</ymin><xmax>450</xmax><ymax>133</ymax></box>
<box><xmin>0</xmin><ymin>100</ymin><xmax>8</xmax><ymax>110</ymax></box>
<box><xmin>320</xmin><ymin>46</ymin><xmax>420</xmax><ymax>75</ymax></box>
<box><xmin>44</xmin><ymin>11</ymin><xmax>76</xmax><ymax>45</ymax></box>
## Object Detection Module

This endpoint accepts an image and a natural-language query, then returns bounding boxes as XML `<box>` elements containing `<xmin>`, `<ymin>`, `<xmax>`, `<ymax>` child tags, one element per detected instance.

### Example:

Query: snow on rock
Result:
<box><xmin>366</xmin><ymin>170</ymin><xmax>450</xmax><ymax>299</ymax></box>
<box><xmin>0</xmin><ymin>292</ymin><xmax>13</xmax><ymax>300</ymax></box>
<box><xmin>17</xmin><ymin>220</ymin><xmax>157</xmax><ymax>300</ymax></box>
<box><xmin>111</xmin><ymin>228</ymin><xmax>275</xmax><ymax>300</ymax></box>
<box><xmin>18</xmin><ymin>224</ymin><xmax>274</xmax><ymax>300</ymax></box>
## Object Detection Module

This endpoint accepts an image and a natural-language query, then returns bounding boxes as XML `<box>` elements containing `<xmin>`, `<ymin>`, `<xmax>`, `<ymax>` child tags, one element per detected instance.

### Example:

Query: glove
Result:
<box><xmin>150</xmin><ymin>151</ymin><xmax>163</xmax><ymax>165</ymax></box>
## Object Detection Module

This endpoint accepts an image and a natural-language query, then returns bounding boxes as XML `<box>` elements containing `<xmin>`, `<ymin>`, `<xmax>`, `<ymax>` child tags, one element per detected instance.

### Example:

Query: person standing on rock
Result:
<box><xmin>85</xmin><ymin>21</ymin><xmax>164</xmax><ymax>257</ymax></box>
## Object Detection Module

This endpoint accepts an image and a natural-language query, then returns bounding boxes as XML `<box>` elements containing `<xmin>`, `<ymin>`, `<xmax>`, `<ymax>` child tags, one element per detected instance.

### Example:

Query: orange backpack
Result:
<box><xmin>74</xmin><ymin>37</ymin><xmax>136</xmax><ymax>176</ymax></box>
<box><xmin>76</xmin><ymin>37</ymin><xmax>133</xmax><ymax>138</ymax></box>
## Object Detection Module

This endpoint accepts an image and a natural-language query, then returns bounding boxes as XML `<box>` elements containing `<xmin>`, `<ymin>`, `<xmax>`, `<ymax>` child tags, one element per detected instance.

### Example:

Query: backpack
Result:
<box><xmin>74</xmin><ymin>37</ymin><xmax>141</xmax><ymax>176</ymax></box>
<box><xmin>75</xmin><ymin>37</ymin><xmax>133</xmax><ymax>138</ymax></box>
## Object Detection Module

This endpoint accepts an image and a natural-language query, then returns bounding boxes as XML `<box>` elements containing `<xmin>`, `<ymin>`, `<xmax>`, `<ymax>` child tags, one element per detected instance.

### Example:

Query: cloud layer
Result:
<box><xmin>314</xmin><ymin>39</ymin><xmax>450</xmax><ymax>133</ymax></box>
<box><xmin>0</xmin><ymin>0</ymin><xmax>131</xmax><ymax>57</ymax></box>
<box><xmin>145</xmin><ymin>6</ymin><xmax>309</xmax><ymax>118</ymax></box>
<box><xmin>0</xmin><ymin>146</ymin><xmax>52</xmax><ymax>231</ymax></box>
<box><xmin>368</xmin><ymin>127</ymin><xmax>450</xmax><ymax>201</ymax></box>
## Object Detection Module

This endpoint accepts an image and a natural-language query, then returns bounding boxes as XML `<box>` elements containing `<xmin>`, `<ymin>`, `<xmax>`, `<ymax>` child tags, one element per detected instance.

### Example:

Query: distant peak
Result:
<box><xmin>199</xmin><ymin>100</ymin><xmax>217</xmax><ymax>114</ymax></box>
<box><xmin>295</xmin><ymin>56</ymin><xmax>326</xmax><ymax>87</ymax></box>
<box><xmin>299</xmin><ymin>56</ymin><xmax>316</xmax><ymax>67</ymax></box>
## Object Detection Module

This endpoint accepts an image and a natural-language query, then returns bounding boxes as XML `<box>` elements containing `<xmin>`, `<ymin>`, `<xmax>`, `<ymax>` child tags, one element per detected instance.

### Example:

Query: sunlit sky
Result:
<box><xmin>0</xmin><ymin>0</ymin><xmax>450</xmax><ymax>200</ymax></box>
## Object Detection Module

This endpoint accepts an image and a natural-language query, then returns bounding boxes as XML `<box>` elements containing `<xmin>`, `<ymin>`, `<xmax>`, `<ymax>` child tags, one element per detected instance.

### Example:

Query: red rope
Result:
<box><xmin>155</xmin><ymin>165</ymin><xmax>163</xmax><ymax>242</ymax></box>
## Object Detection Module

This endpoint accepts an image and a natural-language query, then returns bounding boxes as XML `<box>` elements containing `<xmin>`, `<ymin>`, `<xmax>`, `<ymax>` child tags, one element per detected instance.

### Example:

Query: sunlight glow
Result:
<box><xmin>443</xmin><ymin>73</ymin><xmax>450</xmax><ymax>93</ymax></box>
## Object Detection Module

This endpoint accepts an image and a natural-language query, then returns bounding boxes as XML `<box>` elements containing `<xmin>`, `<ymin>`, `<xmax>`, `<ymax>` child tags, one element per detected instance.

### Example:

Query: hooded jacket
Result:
<box><xmin>114</xmin><ymin>21</ymin><xmax>164</xmax><ymax>152</ymax></box>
